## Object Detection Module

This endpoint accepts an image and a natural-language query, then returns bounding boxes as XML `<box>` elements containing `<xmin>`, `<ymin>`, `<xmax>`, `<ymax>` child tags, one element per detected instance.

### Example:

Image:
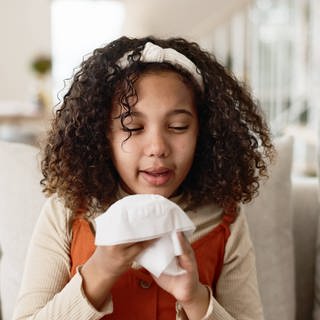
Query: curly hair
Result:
<box><xmin>41</xmin><ymin>36</ymin><xmax>275</xmax><ymax>216</ymax></box>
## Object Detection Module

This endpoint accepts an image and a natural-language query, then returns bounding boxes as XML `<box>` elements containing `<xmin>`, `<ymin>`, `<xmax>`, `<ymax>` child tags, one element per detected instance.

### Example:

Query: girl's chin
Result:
<box><xmin>127</xmin><ymin>187</ymin><xmax>173</xmax><ymax>198</ymax></box>
<box><xmin>119</xmin><ymin>181</ymin><xmax>181</xmax><ymax>198</ymax></box>
<box><xmin>138</xmin><ymin>189</ymin><xmax>172</xmax><ymax>197</ymax></box>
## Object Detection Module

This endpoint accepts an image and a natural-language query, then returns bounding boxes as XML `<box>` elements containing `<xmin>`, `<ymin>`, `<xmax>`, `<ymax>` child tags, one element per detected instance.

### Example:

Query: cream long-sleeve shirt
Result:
<box><xmin>13</xmin><ymin>196</ymin><xmax>264</xmax><ymax>320</ymax></box>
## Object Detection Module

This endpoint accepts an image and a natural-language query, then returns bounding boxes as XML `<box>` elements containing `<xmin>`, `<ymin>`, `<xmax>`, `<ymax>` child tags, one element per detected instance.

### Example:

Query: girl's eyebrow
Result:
<box><xmin>130</xmin><ymin>109</ymin><xmax>194</xmax><ymax>118</ymax></box>
<box><xmin>168</xmin><ymin>109</ymin><xmax>194</xmax><ymax>117</ymax></box>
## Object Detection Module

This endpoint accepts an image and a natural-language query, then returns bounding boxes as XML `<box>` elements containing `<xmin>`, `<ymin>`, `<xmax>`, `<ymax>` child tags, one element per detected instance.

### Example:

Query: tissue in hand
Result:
<box><xmin>94</xmin><ymin>194</ymin><xmax>195</xmax><ymax>277</ymax></box>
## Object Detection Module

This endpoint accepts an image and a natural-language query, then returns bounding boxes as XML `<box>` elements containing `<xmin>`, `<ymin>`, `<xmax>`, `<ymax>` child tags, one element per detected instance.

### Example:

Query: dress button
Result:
<box><xmin>139</xmin><ymin>280</ymin><xmax>151</xmax><ymax>289</ymax></box>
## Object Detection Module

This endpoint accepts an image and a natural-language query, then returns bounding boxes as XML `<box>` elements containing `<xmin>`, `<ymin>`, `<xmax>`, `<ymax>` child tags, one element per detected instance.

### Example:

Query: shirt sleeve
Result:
<box><xmin>12</xmin><ymin>197</ymin><xmax>113</xmax><ymax>320</ymax></box>
<box><xmin>204</xmin><ymin>210</ymin><xmax>264</xmax><ymax>320</ymax></box>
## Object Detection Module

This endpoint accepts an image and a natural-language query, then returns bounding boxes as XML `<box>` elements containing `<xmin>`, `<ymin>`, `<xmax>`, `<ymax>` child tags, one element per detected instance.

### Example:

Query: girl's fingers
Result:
<box><xmin>176</xmin><ymin>232</ymin><xmax>196</xmax><ymax>272</ymax></box>
<box><xmin>121</xmin><ymin>238</ymin><xmax>156</xmax><ymax>259</ymax></box>
<box><xmin>126</xmin><ymin>238</ymin><xmax>156</xmax><ymax>249</ymax></box>
<box><xmin>177</xmin><ymin>232</ymin><xmax>192</xmax><ymax>255</ymax></box>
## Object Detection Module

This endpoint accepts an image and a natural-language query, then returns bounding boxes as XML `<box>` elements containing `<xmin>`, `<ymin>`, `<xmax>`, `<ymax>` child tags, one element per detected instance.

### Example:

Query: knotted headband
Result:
<box><xmin>117</xmin><ymin>42</ymin><xmax>204</xmax><ymax>90</ymax></box>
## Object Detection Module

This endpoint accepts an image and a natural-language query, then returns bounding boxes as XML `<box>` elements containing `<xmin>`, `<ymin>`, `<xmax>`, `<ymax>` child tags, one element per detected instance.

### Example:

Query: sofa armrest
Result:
<box><xmin>292</xmin><ymin>176</ymin><xmax>319</xmax><ymax>320</ymax></box>
<box><xmin>0</xmin><ymin>141</ymin><xmax>45</xmax><ymax>320</ymax></box>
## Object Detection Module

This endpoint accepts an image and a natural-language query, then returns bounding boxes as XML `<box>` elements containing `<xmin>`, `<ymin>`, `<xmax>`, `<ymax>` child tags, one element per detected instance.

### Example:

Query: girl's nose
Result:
<box><xmin>144</xmin><ymin>131</ymin><xmax>170</xmax><ymax>158</ymax></box>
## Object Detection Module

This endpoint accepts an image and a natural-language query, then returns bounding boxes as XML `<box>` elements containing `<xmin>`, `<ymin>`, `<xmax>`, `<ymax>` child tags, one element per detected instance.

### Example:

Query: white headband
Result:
<box><xmin>117</xmin><ymin>42</ymin><xmax>204</xmax><ymax>90</ymax></box>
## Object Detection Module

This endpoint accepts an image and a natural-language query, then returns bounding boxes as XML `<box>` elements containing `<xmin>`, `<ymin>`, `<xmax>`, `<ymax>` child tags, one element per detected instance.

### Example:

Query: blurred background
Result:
<box><xmin>0</xmin><ymin>0</ymin><xmax>319</xmax><ymax>177</ymax></box>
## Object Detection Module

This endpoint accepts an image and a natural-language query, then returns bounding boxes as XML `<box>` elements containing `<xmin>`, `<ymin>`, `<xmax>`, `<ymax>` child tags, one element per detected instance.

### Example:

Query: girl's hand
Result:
<box><xmin>152</xmin><ymin>232</ymin><xmax>209</xmax><ymax>319</ymax></box>
<box><xmin>81</xmin><ymin>239</ymin><xmax>154</xmax><ymax>310</ymax></box>
<box><xmin>89</xmin><ymin>239</ymin><xmax>155</xmax><ymax>280</ymax></box>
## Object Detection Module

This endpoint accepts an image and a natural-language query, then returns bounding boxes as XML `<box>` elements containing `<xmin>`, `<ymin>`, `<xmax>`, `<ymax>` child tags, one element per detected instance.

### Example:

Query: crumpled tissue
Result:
<box><xmin>95</xmin><ymin>194</ymin><xmax>195</xmax><ymax>277</ymax></box>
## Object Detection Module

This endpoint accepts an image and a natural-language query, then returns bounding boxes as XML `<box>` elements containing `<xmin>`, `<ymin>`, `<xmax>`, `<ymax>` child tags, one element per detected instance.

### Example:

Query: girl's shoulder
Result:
<box><xmin>186</xmin><ymin>201</ymin><xmax>224</xmax><ymax>222</ymax></box>
<box><xmin>187</xmin><ymin>202</ymin><xmax>248</xmax><ymax>237</ymax></box>
<box><xmin>186</xmin><ymin>202</ymin><xmax>224</xmax><ymax>242</ymax></box>
<box><xmin>39</xmin><ymin>195</ymin><xmax>73</xmax><ymax>238</ymax></box>
<box><xmin>42</xmin><ymin>195</ymin><xmax>71</xmax><ymax>217</ymax></box>
<box><xmin>228</xmin><ymin>206</ymin><xmax>249</xmax><ymax>232</ymax></box>
<box><xmin>224</xmin><ymin>206</ymin><xmax>254</xmax><ymax>257</ymax></box>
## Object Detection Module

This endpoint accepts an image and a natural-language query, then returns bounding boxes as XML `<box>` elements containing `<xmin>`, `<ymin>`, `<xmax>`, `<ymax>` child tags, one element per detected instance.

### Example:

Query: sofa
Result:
<box><xmin>0</xmin><ymin>136</ymin><xmax>319</xmax><ymax>320</ymax></box>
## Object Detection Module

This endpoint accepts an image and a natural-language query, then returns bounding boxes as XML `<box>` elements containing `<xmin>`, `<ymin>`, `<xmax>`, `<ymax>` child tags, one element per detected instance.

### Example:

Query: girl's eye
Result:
<box><xmin>168</xmin><ymin>125</ymin><xmax>189</xmax><ymax>131</ymax></box>
<box><xmin>122</xmin><ymin>127</ymin><xmax>143</xmax><ymax>133</ymax></box>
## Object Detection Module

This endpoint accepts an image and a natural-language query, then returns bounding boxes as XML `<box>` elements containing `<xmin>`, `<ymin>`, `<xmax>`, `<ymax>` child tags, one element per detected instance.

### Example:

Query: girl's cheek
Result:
<box><xmin>119</xmin><ymin>138</ymin><xmax>139</xmax><ymax>154</ymax></box>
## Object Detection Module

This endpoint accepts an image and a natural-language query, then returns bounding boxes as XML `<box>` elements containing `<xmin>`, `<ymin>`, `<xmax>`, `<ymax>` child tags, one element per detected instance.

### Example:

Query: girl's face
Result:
<box><xmin>109</xmin><ymin>71</ymin><xmax>199</xmax><ymax>198</ymax></box>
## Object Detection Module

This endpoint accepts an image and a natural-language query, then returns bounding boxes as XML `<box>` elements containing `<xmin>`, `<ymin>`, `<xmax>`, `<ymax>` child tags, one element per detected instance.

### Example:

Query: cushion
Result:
<box><xmin>0</xmin><ymin>141</ymin><xmax>45</xmax><ymax>320</ymax></box>
<box><xmin>315</xmin><ymin>220</ymin><xmax>320</xmax><ymax>319</ymax></box>
<box><xmin>292</xmin><ymin>176</ymin><xmax>319</xmax><ymax>320</ymax></box>
<box><xmin>314</xmin><ymin>143</ymin><xmax>320</xmax><ymax>320</ymax></box>
<box><xmin>244</xmin><ymin>135</ymin><xmax>295</xmax><ymax>320</ymax></box>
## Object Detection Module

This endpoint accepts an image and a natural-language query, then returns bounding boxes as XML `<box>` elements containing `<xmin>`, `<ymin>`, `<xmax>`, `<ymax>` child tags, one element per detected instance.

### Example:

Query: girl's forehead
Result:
<box><xmin>136</xmin><ymin>69</ymin><xmax>189</xmax><ymax>86</ymax></box>
<box><xmin>134</xmin><ymin>71</ymin><xmax>195</xmax><ymax>101</ymax></box>
<box><xmin>116</xmin><ymin>73</ymin><xmax>194</xmax><ymax>109</ymax></box>
<box><xmin>110</xmin><ymin>69</ymin><xmax>198</xmax><ymax>120</ymax></box>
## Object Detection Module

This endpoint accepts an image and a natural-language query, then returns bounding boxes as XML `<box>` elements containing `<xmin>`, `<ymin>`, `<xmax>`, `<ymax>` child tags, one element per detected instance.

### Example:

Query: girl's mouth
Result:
<box><xmin>139</xmin><ymin>168</ymin><xmax>172</xmax><ymax>186</ymax></box>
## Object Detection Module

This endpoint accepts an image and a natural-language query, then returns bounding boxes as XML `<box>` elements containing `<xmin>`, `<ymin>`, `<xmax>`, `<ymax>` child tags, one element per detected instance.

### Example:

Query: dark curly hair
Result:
<box><xmin>41</xmin><ymin>36</ymin><xmax>275</xmax><ymax>216</ymax></box>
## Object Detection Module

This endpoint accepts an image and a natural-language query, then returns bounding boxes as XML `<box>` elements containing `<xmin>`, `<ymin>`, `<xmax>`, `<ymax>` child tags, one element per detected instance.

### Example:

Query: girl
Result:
<box><xmin>13</xmin><ymin>36</ymin><xmax>274</xmax><ymax>320</ymax></box>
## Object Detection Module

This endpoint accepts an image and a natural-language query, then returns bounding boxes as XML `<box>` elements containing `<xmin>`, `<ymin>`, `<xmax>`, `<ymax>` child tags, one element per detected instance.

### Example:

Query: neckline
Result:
<box><xmin>116</xmin><ymin>186</ymin><xmax>185</xmax><ymax>207</ymax></box>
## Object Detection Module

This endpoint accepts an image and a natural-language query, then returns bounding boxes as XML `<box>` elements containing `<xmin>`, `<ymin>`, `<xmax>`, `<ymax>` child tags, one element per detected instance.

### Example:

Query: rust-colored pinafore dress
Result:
<box><xmin>70</xmin><ymin>212</ymin><xmax>236</xmax><ymax>319</ymax></box>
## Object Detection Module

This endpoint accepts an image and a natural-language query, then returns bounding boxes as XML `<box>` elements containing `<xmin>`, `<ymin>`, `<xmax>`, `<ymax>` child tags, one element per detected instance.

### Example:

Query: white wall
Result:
<box><xmin>0</xmin><ymin>0</ymin><xmax>250</xmax><ymax>103</ymax></box>
<box><xmin>0</xmin><ymin>0</ymin><xmax>51</xmax><ymax>103</ymax></box>
<box><xmin>122</xmin><ymin>0</ymin><xmax>252</xmax><ymax>41</ymax></box>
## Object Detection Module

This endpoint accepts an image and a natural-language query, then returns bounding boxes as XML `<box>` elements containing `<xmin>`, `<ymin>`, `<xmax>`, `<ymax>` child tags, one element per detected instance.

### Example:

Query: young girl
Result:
<box><xmin>13</xmin><ymin>36</ymin><xmax>274</xmax><ymax>320</ymax></box>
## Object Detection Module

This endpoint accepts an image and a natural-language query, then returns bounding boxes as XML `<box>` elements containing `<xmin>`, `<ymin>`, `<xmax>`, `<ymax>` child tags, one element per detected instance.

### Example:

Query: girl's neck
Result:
<box><xmin>116</xmin><ymin>185</ymin><xmax>185</xmax><ymax>207</ymax></box>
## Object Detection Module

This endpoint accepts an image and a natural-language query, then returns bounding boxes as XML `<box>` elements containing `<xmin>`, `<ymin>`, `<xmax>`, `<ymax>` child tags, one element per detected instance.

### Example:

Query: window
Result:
<box><xmin>51</xmin><ymin>0</ymin><xmax>125</xmax><ymax>104</ymax></box>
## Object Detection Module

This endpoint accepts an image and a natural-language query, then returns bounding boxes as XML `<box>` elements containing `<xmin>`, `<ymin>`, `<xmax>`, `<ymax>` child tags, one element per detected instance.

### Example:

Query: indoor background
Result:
<box><xmin>0</xmin><ymin>0</ymin><xmax>319</xmax><ymax>177</ymax></box>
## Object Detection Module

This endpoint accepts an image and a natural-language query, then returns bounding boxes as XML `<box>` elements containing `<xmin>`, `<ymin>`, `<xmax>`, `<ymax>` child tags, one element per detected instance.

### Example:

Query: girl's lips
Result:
<box><xmin>140</xmin><ymin>169</ymin><xmax>173</xmax><ymax>186</ymax></box>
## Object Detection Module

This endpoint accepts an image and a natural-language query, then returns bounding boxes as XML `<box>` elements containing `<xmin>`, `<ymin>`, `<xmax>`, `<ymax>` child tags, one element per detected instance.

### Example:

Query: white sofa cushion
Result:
<box><xmin>291</xmin><ymin>176</ymin><xmax>319</xmax><ymax>320</ymax></box>
<box><xmin>244</xmin><ymin>135</ymin><xmax>295</xmax><ymax>320</ymax></box>
<box><xmin>0</xmin><ymin>141</ymin><xmax>45</xmax><ymax>320</ymax></box>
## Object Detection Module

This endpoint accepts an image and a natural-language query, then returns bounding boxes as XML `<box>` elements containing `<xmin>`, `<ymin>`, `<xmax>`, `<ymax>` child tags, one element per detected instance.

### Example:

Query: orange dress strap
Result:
<box><xmin>70</xmin><ymin>218</ymin><xmax>96</xmax><ymax>277</ymax></box>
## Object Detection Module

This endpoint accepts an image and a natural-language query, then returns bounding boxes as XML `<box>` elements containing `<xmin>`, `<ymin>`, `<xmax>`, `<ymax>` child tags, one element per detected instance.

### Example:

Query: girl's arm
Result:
<box><xmin>13</xmin><ymin>197</ymin><xmax>112</xmax><ymax>320</ymax></box>
<box><xmin>13</xmin><ymin>196</ymin><xmax>154</xmax><ymax>320</ymax></box>
<box><xmin>207</xmin><ymin>211</ymin><xmax>264</xmax><ymax>319</ymax></box>
<box><xmin>154</xmin><ymin>212</ymin><xmax>264</xmax><ymax>320</ymax></box>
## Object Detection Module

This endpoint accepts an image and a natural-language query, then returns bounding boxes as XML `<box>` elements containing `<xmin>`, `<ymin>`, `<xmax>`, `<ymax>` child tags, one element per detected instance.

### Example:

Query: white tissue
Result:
<box><xmin>95</xmin><ymin>194</ymin><xmax>195</xmax><ymax>277</ymax></box>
